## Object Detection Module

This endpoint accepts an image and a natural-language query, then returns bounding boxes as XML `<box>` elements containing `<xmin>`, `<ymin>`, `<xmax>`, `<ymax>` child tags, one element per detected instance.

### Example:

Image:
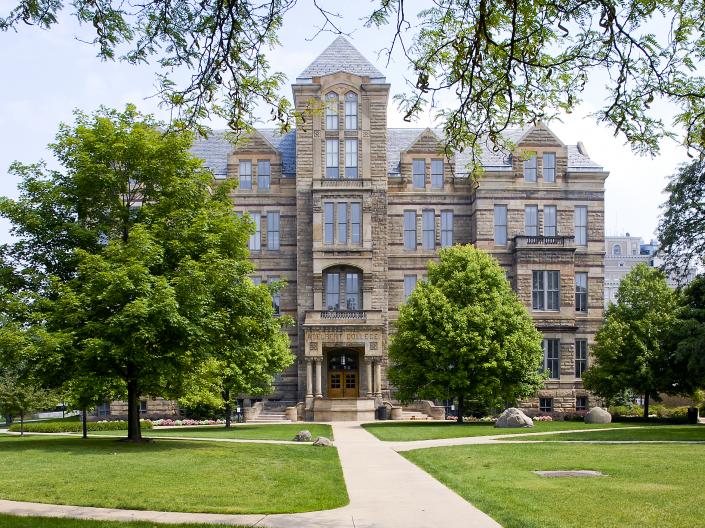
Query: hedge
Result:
<box><xmin>8</xmin><ymin>420</ymin><xmax>152</xmax><ymax>433</ymax></box>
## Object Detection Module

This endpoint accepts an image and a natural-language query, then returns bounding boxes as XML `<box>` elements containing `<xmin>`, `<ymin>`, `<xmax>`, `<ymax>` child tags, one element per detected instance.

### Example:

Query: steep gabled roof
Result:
<box><xmin>297</xmin><ymin>36</ymin><xmax>386</xmax><ymax>83</ymax></box>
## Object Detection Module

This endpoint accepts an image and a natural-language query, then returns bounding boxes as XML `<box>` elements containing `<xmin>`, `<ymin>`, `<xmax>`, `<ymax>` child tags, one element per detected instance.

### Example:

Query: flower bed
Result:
<box><xmin>8</xmin><ymin>419</ymin><xmax>153</xmax><ymax>433</ymax></box>
<box><xmin>152</xmin><ymin>418</ymin><xmax>225</xmax><ymax>427</ymax></box>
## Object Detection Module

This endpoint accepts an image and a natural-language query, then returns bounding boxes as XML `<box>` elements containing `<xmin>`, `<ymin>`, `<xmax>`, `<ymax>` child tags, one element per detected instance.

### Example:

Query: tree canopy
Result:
<box><xmin>2</xmin><ymin>1</ymin><xmax>704</xmax><ymax>162</ymax></box>
<box><xmin>388</xmin><ymin>245</ymin><xmax>544</xmax><ymax>422</ymax></box>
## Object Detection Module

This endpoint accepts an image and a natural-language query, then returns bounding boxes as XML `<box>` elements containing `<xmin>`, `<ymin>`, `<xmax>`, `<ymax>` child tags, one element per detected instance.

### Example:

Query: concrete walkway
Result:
<box><xmin>0</xmin><ymin>421</ymin><xmax>501</xmax><ymax>528</ymax></box>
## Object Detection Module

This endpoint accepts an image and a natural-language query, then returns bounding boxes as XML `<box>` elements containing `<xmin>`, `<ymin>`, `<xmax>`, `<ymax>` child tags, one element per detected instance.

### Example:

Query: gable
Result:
<box><xmin>515</xmin><ymin>124</ymin><xmax>565</xmax><ymax>148</ymax></box>
<box><xmin>403</xmin><ymin>128</ymin><xmax>445</xmax><ymax>155</ymax></box>
<box><xmin>233</xmin><ymin>129</ymin><xmax>280</xmax><ymax>154</ymax></box>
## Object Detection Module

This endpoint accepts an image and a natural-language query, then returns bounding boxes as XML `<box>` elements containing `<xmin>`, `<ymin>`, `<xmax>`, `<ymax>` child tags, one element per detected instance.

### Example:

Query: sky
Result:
<box><xmin>0</xmin><ymin>0</ymin><xmax>690</xmax><ymax>244</ymax></box>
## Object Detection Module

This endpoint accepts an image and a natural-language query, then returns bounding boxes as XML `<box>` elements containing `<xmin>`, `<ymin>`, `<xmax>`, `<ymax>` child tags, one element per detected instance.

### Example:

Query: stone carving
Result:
<box><xmin>584</xmin><ymin>407</ymin><xmax>612</xmax><ymax>424</ymax></box>
<box><xmin>495</xmin><ymin>407</ymin><xmax>534</xmax><ymax>428</ymax></box>
<box><xmin>313</xmin><ymin>436</ymin><xmax>333</xmax><ymax>447</ymax></box>
<box><xmin>369</xmin><ymin>341</ymin><xmax>378</xmax><ymax>351</ymax></box>
<box><xmin>309</xmin><ymin>341</ymin><xmax>318</xmax><ymax>351</ymax></box>
<box><xmin>293</xmin><ymin>430</ymin><xmax>313</xmax><ymax>442</ymax></box>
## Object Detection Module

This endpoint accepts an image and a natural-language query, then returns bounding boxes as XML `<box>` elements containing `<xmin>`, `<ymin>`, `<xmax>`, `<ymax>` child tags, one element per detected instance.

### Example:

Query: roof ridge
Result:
<box><xmin>298</xmin><ymin>36</ymin><xmax>385</xmax><ymax>81</ymax></box>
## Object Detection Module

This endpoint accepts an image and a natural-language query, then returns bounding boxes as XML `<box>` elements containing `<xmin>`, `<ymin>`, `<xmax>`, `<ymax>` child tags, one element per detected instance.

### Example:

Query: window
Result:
<box><xmin>404</xmin><ymin>275</ymin><xmax>417</xmax><ymax>301</ymax></box>
<box><xmin>257</xmin><ymin>160</ymin><xmax>270</xmax><ymax>190</ymax></box>
<box><xmin>539</xmin><ymin>398</ymin><xmax>553</xmax><ymax>413</ymax></box>
<box><xmin>345</xmin><ymin>139</ymin><xmax>358</xmax><ymax>178</ymax></box>
<box><xmin>326</xmin><ymin>139</ymin><xmax>339</xmax><ymax>179</ymax></box>
<box><xmin>412</xmin><ymin>159</ymin><xmax>425</xmax><ymax>189</ymax></box>
<box><xmin>239</xmin><ymin>160</ymin><xmax>252</xmax><ymax>190</ymax></box>
<box><xmin>543</xmin><ymin>339</ymin><xmax>560</xmax><ymax>379</ymax></box>
<box><xmin>543</xmin><ymin>152</ymin><xmax>556</xmax><ymax>182</ymax></box>
<box><xmin>543</xmin><ymin>206</ymin><xmax>557</xmax><ymax>236</ymax></box>
<box><xmin>351</xmin><ymin>202</ymin><xmax>362</xmax><ymax>244</ymax></box>
<box><xmin>269</xmin><ymin>276</ymin><xmax>280</xmax><ymax>315</ymax></box>
<box><xmin>251</xmin><ymin>276</ymin><xmax>262</xmax><ymax>286</ymax></box>
<box><xmin>404</xmin><ymin>211</ymin><xmax>417</xmax><ymax>250</ymax></box>
<box><xmin>575</xmin><ymin>272</ymin><xmax>588</xmax><ymax>312</ymax></box>
<box><xmin>345</xmin><ymin>91</ymin><xmax>357</xmax><ymax>130</ymax></box>
<box><xmin>325</xmin><ymin>92</ymin><xmax>338</xmax><ymax>130</ymax></box>
<box><xmin>96</xmin><ymin>401</ymin><xmax>110</xmax><ymax>417</ymax></box>
<box><xmin>532</xmin><ymin>270</ymin><xmax>560</xmax><ymax>310</ymax></box>
<box><xmin>325</xmin><ymin>273</ymin><xmax>340</xmax><ymax>310</ymax></box>
<box><xmin>422</xmin><ymin>210</ymin><xmax>435</xmax><ymax>250</ymax></box>
<box><xmin>324</xmin><ymin>202</ymin><xmax>334</xmax><ymax>244</ymax></box>
<box><xmin>612</xmin><ymin>244</ymin><xmax>622</xmax><ymax>256</ymax></box>
<box><xmin>140</xmin><ymin>400</ymin><xmax>148</xmax><ymax>413</ymax></box>
<box><xmin>493</xmin><ymin>205</ymin><xmax>508</xmax><ymax>245</ymax></box>
<box><xmin>248</xmin><ymin>212</ymin><xmax>261</xmax><ymax>250</ymax></box>
<box><xmin>267</xmin><ymin>211</ymin><xmax>280</xmax><ymax>251</ymax></box>
<box><xmin>345</xmin><ymin>272</ymin><xmax>360</xmax><ymax>310</ymax></box>
<box><xmin>575</xmin><ymin>206</ymin><xmax>587</xmax><ymax>246</ymax></box>
<box><xmin>441</xmin><ymin>211</ymin><xmax>453</xmax><ymax>247</ymax></box>
<box><xmin>525</xmin><ymin>205</ymin><xmax>539</xmax><ymax>236</ymax></box>
<box><xmin>575</xmin><ymin>339</ymin><xmax>588</xmax><ymax>379</ymax></box>
<box><xmin>431</xmin><ymin>159</ymin><xmax>444</xmax><ymax>188</ymax></box>
<box><xmin>523</xmin><ymin>154</ymin><xmax>537</xmax><ymax>181</ymax></box>
<box><xmin>337</xmin><ymin>202</ymin><xmax>347</xmax><ymax>243</ymax></box>
<box><xmin>576</xmin><ymin>396</ymin><xmax>588</xmax><ymax>411</ymax></box>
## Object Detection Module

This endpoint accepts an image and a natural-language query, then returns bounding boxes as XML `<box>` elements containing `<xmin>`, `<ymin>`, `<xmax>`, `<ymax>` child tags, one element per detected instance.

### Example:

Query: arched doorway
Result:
<box><xmin>327</xmin><ymin>348</ymin><xmax>359</xmax><ymax>398</ymax></box>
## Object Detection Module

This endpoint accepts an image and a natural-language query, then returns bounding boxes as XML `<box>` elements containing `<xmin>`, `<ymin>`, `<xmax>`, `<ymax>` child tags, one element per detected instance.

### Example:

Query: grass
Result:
<box><xmin>502</xmin><ymin>424</ymin><xmax>705</xmax><ymax>442</ymax></box>
<box><xmin>404</xmin><ymin>442</ymin><xmax>705</xmax><ymax>528</ymax></box>
<box><xmin>85</xmin><ymin>423</ymin><xmax>333</xmax><ymax>440</ymax></box>
<box><xmin>0</xmin><ymin>515</ymin><xmax>248</xmax><ymax>528</ymax></box>
<box><xmin>0</xmin><ymin>436</ymin><xmax>348</xmax><ymax>514</ymax></box>
<box><xmin>362</xmin><ymin>420</ymin><xmax>632</xmax><ymax>441</ymax></box>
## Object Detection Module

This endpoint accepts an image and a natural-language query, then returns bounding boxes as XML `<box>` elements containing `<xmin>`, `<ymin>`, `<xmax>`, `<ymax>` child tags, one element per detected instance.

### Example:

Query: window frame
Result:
<box><xmin>324</xmin><ymin>202</ymin><xmax>335</xmax><ymax>244</ymax></box>
<box><xmin>575</xmin><ymin>339</ymin><xmax>588</xmax><ymax>379</ymax></box>
<box><xmin>494</xmin><ymin>205</ymin><xmax>508</xmax><ymax>245</ymax></box>
<box><xmin>325</xmin><ymin>92</ymin><xmax>339</xmax><ymax>130</ymax></box>
<box><xmin>248</xmin><ymin>212</ymin><xmax>261</xmax><ymax>251</ymax></box>
<box><xmin>403</xmin><ymin>274</ymin><xmax>417</xmax><ymax>301</ymax></box>
<box><xmin>543</xmin><ymin>152</ymin><xmax>556</xmax><ymax>182</ymax></box>
<box><xmin>576</xmin><ymin>396</ymin><xmax>588</xmax><ymax>411</ymax></box>
<box><xmin>337</xmin><ymin>202</ymin><xmax>348</xmax><ymax>243</ymax></box>
<box><xmin>575</xmin><ymin>206</ymin><xmax>588</xmax><ymax>246</ymax></box>
<box><xmin>269</xmin><ymin>276</ymin><xmax>281</xmax><ymax>315</ymax></box>
<box><xmin>412</xmin><ymin>159</ymin><xmax>425</xmax><ymax>189</ymax></box>
<box><xmin>422</xmin><ymin>210</ymin><xmax>435</xmax><ymax>250</ymax></box>
<box><xmin>523</xmin><ymin>154</ymin><xmax>537</xmax><ymax>182</ymax></box>
<box><xmin>575</xmin><ymin>272</ymin><xmax>588</xmax><ymax>312</ymax></box>
<box><xmin>543</xmin><ymin>205</ymin><xmax>557</xmax><ymax>236</ymax></box>
<box><xmin>351</xmin><ymin>202</ymin><xmax>362</xmax><ymax>244</ymax></box>
<box><xmin>266</xmin><ymin>211</ymin><xmax>280</xmax><ymax>251</ymax></box>
<box><xmin>441</xmin><ymin>210</ymin><xmax>453</xmax><ymax>247</ymax></box>
<box><xmin>543</xmin><ymin>338</ymin><xmax>560</xmax><ymax>380</ymax></box>
<box><xmin>539</xmin><ymin>397</ymin><xmax>553</xmax><ymax>413</ymax></box>
<box><xmin>345</xmin><ymin>272</ymin><xmax>360</xmax><ymax>310</ymax></box>
<box><xmin>326</xmin><ymin>139</ymin><xmax>339</xmax><ymax>179</ymax></box>
<box><xmin>345</xmin><ymin>138</ymin><xmax>358</xmax><ymax>178</ymax></box>
<box><xmin>532</xmin><ymin>270</ymin><xmax>560</xmax><ymax>311</ymax></box>
<box><xmin>403</xmin><ymin>211</ymin><xmax>417</xmax><ymax>250</ymax></box>
<box><xmin>431</xmin><ymin>159</ymin><xmax>444</xmax><ymax>189</ymax></box>
<box><xmin>325</xmin><ymin>272</ymin><xmax>340</xmax><ymax>310</ymax></box>
<box><xmin>344</xmin><ymin>91</ymin><xmax>358</xmax><ymax>130</ymax></box>
<box><xmin>239</xmin><ymin>160</ymin><xmax>252</xmax><ymax>190</ymax></box>
<box><xmin>257</xmin><ymin>159</ymin><xmax>270</xmax><ymax>190</ymax></box>
<box><xmin>525</xmin><ymin>205</ymin><xmax>539</xmax><ymax>236</ymax></box>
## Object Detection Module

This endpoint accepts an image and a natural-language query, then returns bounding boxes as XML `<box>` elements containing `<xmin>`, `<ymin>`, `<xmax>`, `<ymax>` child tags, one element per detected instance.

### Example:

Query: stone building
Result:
<box><xmin>191</xmin><ymin>37</ymin><xmax>608</xmax><ymax>420</ymax></box>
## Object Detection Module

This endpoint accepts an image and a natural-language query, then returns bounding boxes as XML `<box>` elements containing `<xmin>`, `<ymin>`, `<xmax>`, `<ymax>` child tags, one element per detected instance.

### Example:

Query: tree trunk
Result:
<box><xmin>224</xmin><ymin>389</ymin><xmax>232</xmax><ymax>429</ymax></box>
<box><xmin>643</xmin><ymin>393</ymin><xmax>650</xmax><ymax>420</ymax></box>
<box><xmin>20</xmin><ymin>412</ymin><xmax>24</xmax><ymax>437</ymax></box>
<box><xmin>126</xmin><ymin>379</ymin><xmax>142</xmax><ymax>441</ymax></box>
<box><xmin>82</xmin><ymin>408</ymin><xmax>88</xmax><ymax>439</ymax></box>
<box><xmin>456</xmin><ymin>395</ymin><xmax>465</xmax><ymax>424</ymax></box>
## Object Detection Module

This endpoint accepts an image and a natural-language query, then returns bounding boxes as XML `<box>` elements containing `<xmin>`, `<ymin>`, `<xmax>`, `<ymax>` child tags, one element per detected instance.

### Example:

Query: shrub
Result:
<box><xmin>152</xmin><ymin>418</ymin><xmax>224</xmax><ymax>426</ymax></box>
<box><xmin>8</xmin><ymin>419</ymin><xmax>153</xmax><ymax>433</ymax></box>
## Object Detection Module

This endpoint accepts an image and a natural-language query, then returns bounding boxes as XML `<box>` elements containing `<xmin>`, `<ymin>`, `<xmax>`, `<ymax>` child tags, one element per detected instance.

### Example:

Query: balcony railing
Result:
<box><xmin>319</xmin><ymin>310</ymin><xmax>366</xmax><ymax>320</ymax></box>
<box><xmin>514</xmin><ymin>235</ymin><xmax>575</xmax><ymax>249</ymax></box>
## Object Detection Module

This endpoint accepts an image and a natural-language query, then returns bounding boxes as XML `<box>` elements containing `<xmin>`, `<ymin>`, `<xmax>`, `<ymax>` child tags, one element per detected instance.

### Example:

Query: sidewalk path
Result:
<box><xmin>0</xmin><ymin>421</ymin><xmax>501</xmax><ymax>528</ymax></box>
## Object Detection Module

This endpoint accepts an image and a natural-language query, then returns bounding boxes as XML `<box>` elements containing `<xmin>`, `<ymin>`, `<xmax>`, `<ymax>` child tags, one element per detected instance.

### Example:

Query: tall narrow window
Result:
<box><xmin>441</xmin><ymin>211</ymin><xmax>453</xmax><ymax>247</ymax></box>
<box><xmin>523</xmin><ymin>154</ymin><xmax>537</xmax><ymax>181</ymax></box>
<box><xmin>575</xmin><ymin>339</ymin><xmax>588</xmax><ymax>379</ymax></box>
<box><xmin>325</xmin><ymin>273</ymin><xmax>340</xmax><ymax>310</ymax></box>
<box><xmin>269</xmin><ymin>276</ymin><xmax>280</xmax><ymax>315</ymax></box>
<box><xmin>543</xmin><ymin>205</ymin><xmax>557</xmax><ymax>236</ymax></box>
<box><xmin>543</xmin><ymin>152</ymin><xmax>556</xmax><ymax>182</ymax></box>
<box><xmin>412</xmin><ymin>159</ymin><xmax>425</xmax><ymax>189</ymax></box>
<box><xmin>345</xmin><ymin>92</ymin><xmax>358</xmax><ymax>130</ymax></box>
<box><xmin>257</xmin><ymin>160</ymin><xmax>270</xmax><ymax>190</ymax></box>
<box><xmin>525</xmin><ymin>205</ymin><xmax>539</xmax><ymax>236</ymax></box>
<box><xmin>575</xmin><ymin>272</ymin><xmax>588</xmax><ymax>312</ymax></box>
<box><xmin>326</xmin><ymin>139</ymin><xmax>339</xmax><ymax>179</ymax></box>
<box><xmin>345</xmin><ymin>139</ymin><xmax>358</xmax><ymax>178</ymax></box>
<box><xmin>403</xmin><ymin>211</ymin><xmax>416</xmax><ymax>250</ymax></box>
<box><xmin>324</xmin><ymin>202</ymin><xmax>334</xmax><ymax>244</ymax></box>
<box><xmin>533</xmin><ymin>270</ymin><xmax>560</xmax><ymax>311</ymax></box>
<box><xmin>351</xmin><ymin>202</ymin><xmax>362</xmax><ymax>244</ymax></box>
<box><xmin>547</xmin><ymin>270</ymin><xmax>560</xmax><ymax>310</ymax></box>
<box><xmin>422</xmin><ymin>210</ymin><xmax>435</xmax><ymax>250</ymax></box>
<box><xmin>403</xmin><ymin>275</ymin><xmax>417</xmax><ymax>301</ymax></box>
<box><xmin>239</xmin><ymin>160</ymin><xmax>252</xmax><ymax>190</ymax></box>
<box><xmin>248</xmin><ymin>212</ymin><xmax>261</xmax><ymax>250</ymax></box>
<box><xmin>337</xmin><ymin>202</ymin><xmax>347</xmax><ymax>243</ymax></box>
<box><xmin>575</xmin><ymin>206</ymin><xmax>588</xmax><ymax>246</ymax></box>
<box><xmin>267</xmin><ymin>211</ymin><xmax>280</xmax><ymax>251</ymax></box>
<box><xmin>345</xmin><ymin>272</ymin><xmax>360</xmax><ymax>310</ymax></box>
<box><xmin>494</xmin><ymin>205</ymin><xmax>508</xmax><ymax>245</ymax></box>
<box><xmin>543</xmin><ymin>338</ymin><xmax>560</xmax><ymax>379</ymax></box>
<box><xmin>325</xmin><ymin>92</ymin><xmax>338</xmax><ymax>130</ymax></box>
<box><xmin>431</xmin><ymin>159</ymin><xmax>444</xmax><ymax>188</ymax></box>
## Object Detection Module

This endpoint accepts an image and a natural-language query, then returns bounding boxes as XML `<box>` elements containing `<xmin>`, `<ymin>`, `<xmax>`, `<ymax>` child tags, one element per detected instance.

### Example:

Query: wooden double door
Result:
<box><xmin>327</xmin><ymin>349</ymin><xmax>359</xmax><ymax>398</ymax></box>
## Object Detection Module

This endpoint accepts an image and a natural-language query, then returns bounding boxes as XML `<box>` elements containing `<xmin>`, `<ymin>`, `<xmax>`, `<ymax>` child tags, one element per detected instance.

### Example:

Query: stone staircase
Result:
<box><xmin>400</xmin><ymin>410</ymin><xmax>431</xmax><ymax>420</ymax></box>
<box><xmin>246</xmin><ymin>401</ymin><xmax>295</xmax><ymax>424</ymax></box>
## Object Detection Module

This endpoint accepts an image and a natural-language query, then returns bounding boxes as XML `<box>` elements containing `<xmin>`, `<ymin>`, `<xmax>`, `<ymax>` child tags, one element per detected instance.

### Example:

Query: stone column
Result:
<box><xmin>314</xmin><ymin>358</ymin><xmax>323</xmax><ymax>398</ymax></box>
<box><xmin>365</xmin><ymin>359</ymin><xmax>373</xmax><ymax>397</ymax></box>
<box><xmin>306</xmin><ymin>359</ymin><xmax>313</xmax><ymax>398</ymax></box>
<box><xmin>374</xmin><ymin>360</ymin><xmax>382</xmax><ymax>396</ymax></box>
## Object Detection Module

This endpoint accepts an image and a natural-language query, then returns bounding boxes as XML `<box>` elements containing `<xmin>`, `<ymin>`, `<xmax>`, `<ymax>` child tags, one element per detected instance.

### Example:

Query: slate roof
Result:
<box><xmin>297</xmin><ymin>36</ymin><xmax>386</xmax><ymax>83</ymax></box>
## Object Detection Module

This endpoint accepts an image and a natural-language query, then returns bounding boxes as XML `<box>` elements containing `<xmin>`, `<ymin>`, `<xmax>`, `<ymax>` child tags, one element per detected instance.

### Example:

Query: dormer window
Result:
<box><xmin>523</xmin><ymin>154</ymin><xmax>537</xmax><ymax>181</ymax></box>
<box><xmin>543</xmin><ymin>152</ymin><xmax>556</xmax><ymax>182</ymax></box>
<box><xmin>325</xmin><ymin>92</ymin><xmax>339</xmax><ymax>130</ymax></box>
<box><xmin>345</xmin><ymin>92</ymin><xmax>358</xmax><ymax>130</ymax></box>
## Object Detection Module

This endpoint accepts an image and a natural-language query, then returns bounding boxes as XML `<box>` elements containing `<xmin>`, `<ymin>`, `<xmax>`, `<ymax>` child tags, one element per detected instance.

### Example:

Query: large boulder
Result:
<box><xmin>495</xmin><ymin>407</ymin><xmax>534</xmax><ymax>428</ymax></box>
<box><xmin>293</xmin><ymin>430</ymin><xmax>313</xmax><ymax>442</ymax></box>
<box><xmin>584</xmin><ymin>407</ymin><xmax>612</xmax><ymax>424</ymax></box>
<box><xmin>313</xmin><ymin>436</ymin><xmax>333</xmax><ymax>447</ymax></box>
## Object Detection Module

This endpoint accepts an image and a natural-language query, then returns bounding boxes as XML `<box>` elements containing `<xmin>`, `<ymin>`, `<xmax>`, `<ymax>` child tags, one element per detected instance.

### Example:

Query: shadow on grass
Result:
<box><xmin>0</xmin><ymin>436</ymin><xmax>224</xmax><ymax>455</ymax></box>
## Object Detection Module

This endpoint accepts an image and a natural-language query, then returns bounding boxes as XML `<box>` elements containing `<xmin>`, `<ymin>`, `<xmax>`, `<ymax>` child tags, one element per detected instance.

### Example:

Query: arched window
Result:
<box><xmin>345</xmin><ymin>91</ymin><xmax>358</xmax><ymax>130</ymax></box>
<box><xmin>324</xmin><ymin>266</ymin><xmax>362</xmax><ymax>311</ymax></box>
<box><xmin>612</xmin><ymin>244</ymin><xmax>622</xmax><ymax>256</ymax></box>
<box><xmin>325</xmin><ymin>92</ymin><xmax>338</xmax><ymax>130</ymax></box>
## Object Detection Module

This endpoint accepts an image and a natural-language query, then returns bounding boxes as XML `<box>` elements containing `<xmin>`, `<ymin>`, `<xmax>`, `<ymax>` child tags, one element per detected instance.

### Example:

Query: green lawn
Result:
<box><xmin>86</xmin><ymin>423</ymin><xmax>333</xmax><ymax>441</ymax></box>
<box><xmin>404</xmin><ymin>443</ymin><xmax>705</xmax><ymax>528</ymax></box>
<box><xmin>0</xmin><ymin>436</ymin><xmax>347</xmax><ymax>514</ymax></box>
<box><xmin>503</xmin><ymin>424</ymin><xmax>705</xmax><ymax>442</ymax></box>
<box><xmin>362</xmin><ymin>420</ymin><xmax>632</xmax><ymax>441</ymax></box>
<box><xmin>0</xmin><ymin>515</ymin><xmax>247</xmax><ymax>528</ymax></box>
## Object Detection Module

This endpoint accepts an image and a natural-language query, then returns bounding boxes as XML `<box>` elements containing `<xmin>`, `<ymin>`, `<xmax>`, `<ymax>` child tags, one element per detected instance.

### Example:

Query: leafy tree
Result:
<box><xmin>2</xmin><ymin>2</ymin><xmax>704</xmax><ymax>158</ymax></box>
<box><xmin>388</xmin><ymin>245</ymin><xmax>544</xmax><ymax>422</ymax></box>
<box><xmin>0</xmin><ymin>372</ymin><xmax>53</xmax><ymax>435</ymax></box>
<box><xmin>0</xmin><ymin>105</ymin><xmax>293</xmax><ymax>441</ymax></box>
<box><xmin>658</xmin><ymin>159</ymin><xmax>705</xmax><ymax>280</ymax></box>
<box><xmin>583</xmin><ymin>263</ymin><xmax>680</xmax><ymax>418</ymax></box>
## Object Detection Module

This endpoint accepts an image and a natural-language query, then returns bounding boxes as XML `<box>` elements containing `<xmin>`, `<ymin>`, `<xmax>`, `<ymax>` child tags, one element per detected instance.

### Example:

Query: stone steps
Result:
<box><xmin>401</xmin><ymin>411</ymin><xmax>431</xmax><ymax>420</ymax></box>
